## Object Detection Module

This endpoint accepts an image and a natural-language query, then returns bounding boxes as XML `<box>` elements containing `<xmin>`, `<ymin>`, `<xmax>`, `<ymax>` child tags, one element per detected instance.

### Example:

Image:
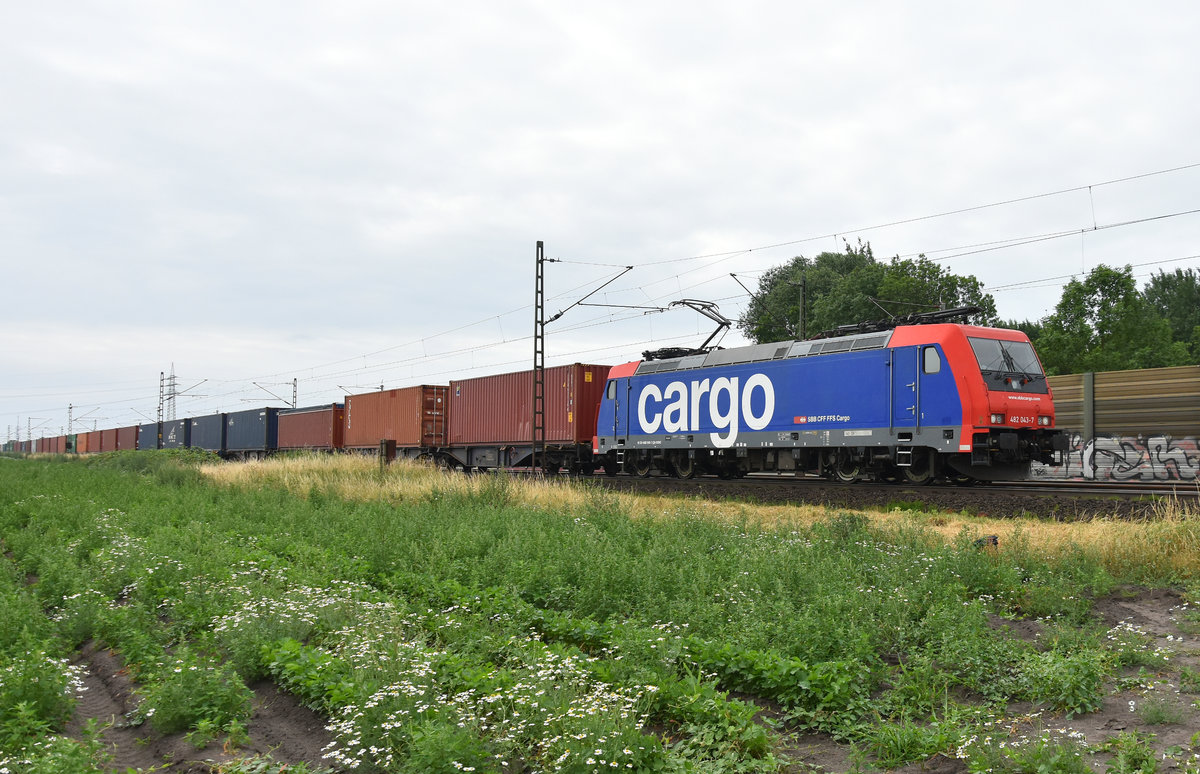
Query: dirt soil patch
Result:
<box><xmin>66</xmin><ymin>641</ymin><xmax>333</xmax><ymax>772</ymax></box>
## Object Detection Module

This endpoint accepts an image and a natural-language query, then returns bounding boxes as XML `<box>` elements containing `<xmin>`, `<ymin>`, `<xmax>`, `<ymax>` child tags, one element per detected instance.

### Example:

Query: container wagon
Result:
<box><xmin>443</xmin><ymin>363</ymin><xmax>610</xmax><ymax>472</ymax></box>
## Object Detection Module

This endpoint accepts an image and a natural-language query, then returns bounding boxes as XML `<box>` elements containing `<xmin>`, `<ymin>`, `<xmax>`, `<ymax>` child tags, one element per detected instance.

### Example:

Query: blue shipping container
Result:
<box><xmin>137</xmin><ymin>422</ymin><xmax>161</xmax><ymax>450</ymax></box>
<box><xmin>189</xmin><ymin>414</ymin><xmax>227</xmax><ymax>452</ymax></box>
<box><xmin>161</xmin><ymin>419</ymin><xmax>191</xmax><ymax>449</ymax></box>
<box><xmin>225</xmin><ymin>407</ymin><xmax>280</xmax><ymax>453</ymax></box>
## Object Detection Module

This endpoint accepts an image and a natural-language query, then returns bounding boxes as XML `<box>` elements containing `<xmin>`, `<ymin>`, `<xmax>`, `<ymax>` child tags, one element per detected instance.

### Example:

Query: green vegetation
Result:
<box><xmin>1035</xmin><ymin>264</ymin><xmax>1194</xmax><ymax>374</ymax></box>
<box><xmin>1</xmin><ymin>452</ymin><xmax>1199</xmax><ymax>772</ymax></box>
<box><xmin>736</xmin><ymin>239</ymin><xmax>996</xmax><ymax>342</ymax></box>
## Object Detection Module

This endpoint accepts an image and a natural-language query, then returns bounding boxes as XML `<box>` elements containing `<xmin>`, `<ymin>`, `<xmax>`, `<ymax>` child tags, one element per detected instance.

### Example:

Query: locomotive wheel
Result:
<box><xmin>672</xmin><ymin>454</ymin><xmax>697</xmax><ymax>479</ymax></box>
<box><xmin>831</xmin><ymin>451</ymin><xmax>861</xmax><ymax>483</ymax></box>
<box><xmin>902</xmin><ymin>449</ymin><xmax>937</xmax><ymax>486</ymax></box>
<box><xmin>632</xmin><ymin>456</ymin><xmax>653</xmax><ymax>478</ymax></box>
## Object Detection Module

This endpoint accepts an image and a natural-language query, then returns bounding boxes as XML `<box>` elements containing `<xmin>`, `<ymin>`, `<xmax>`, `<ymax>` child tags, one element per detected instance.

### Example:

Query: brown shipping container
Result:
<box><xmin>278</xmin><ymin>404</ymin><xmax>346</xmax><ymax>450</ymax></box>
<box><xmin>101</xmin><ymin>428</ymin><xmax>118</xmax><ymax>451</ymax></box>
<box><xmin>449</xmin><ymin>363</ymin><xmax>611</xmax><ymax>446</ymax></box>
<box><xmin>83</xmin><ymin>430</ymin><xmax>102</xmax><ymax>453</ymax></box>
<box><xmin>116</xmin><ymin>425</ymin><xmax>139</xmax><ymax>450</ymax></box>
<box><xmin>344</xmin><ymin>386</ymin><xmax>448</xmax><ymax>449</ymax></box>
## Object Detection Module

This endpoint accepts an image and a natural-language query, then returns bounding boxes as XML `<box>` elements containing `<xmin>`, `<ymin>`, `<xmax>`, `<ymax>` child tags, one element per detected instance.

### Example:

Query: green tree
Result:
<box><xmin>1143</xmin><ymin>267</ymin><xmax>1200</xmax><ymax>360</ymax></box>
<box><xmin>999</xmin><ymin>318</ymin><xmax>1043</xmax><ymax>341</ymax></box>
<box><xmin>1035</xmin><ymin>264</ymin><xmax>1190</xmax><ymax>375</ymax></box>
<box><xmin>738</xmin><ymin>240</ymin><xmax>997</xmax><ymax>343</ymax></box>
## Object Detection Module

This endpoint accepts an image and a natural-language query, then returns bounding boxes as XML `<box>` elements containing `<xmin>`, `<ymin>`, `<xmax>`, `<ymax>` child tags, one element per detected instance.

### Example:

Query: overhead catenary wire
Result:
<box><xmin>163</xmin><ymin>163</ymin><xmax>1200</xmax><ymax>392</ymax></box>
<box><xmin>9</xmin><ymin>162</ymin><xmax>1200</xmax><ymax>434</ymax></box>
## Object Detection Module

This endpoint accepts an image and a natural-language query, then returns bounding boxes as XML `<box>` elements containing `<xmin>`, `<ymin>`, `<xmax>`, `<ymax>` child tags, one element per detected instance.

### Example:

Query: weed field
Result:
<box><xmin>1</xmin><ymin>452</ymin><xmax>1199</xmax><ymax>773</ymax></box>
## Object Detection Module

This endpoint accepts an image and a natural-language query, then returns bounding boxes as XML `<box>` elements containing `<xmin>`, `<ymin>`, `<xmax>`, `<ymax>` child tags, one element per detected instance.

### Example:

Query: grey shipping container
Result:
<box><xmin>189</xmin><ymin>413</ymin><xmax>226</xmax><ymax>452</ymax></box>
<box><xmin>137</xmin><ymin>422</ymin><xmax>161</xmax><ymax>450</ymax></box>
<box><xmin>161</xmin><ymin>419</ymin><xmax>190</xmax><ymax>449</ymax></box>
<box><xmin>225</xmin><ymin>407</ymin><xmax>280</xmax><ymax>454</ymax></box>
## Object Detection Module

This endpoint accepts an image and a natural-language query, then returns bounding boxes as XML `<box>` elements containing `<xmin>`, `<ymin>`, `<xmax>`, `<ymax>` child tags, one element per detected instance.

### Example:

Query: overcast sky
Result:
<box><xmin>4</xmin><ymin>1</ymin><xmax>1199</xmax><ymax>439</ymax></box>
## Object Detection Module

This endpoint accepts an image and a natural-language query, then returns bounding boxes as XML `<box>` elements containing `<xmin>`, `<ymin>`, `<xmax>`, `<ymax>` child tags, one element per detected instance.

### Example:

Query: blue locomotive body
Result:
<box><xmin>595</xmin><ymin>324</ymin><xmax>1062</xmax><ymax>482</ymax></box>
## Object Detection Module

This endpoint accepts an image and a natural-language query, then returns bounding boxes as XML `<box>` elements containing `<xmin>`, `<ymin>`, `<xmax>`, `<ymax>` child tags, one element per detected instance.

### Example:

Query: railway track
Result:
<box><xmin>982</xmin><ymin>478</ymin><xmax>1200</xmax><ymax>498</ymax></box>
<box><xmin>582</xmin><ymin>472</ymin><xmax>1198</xmax><ymax>520</ymax></box>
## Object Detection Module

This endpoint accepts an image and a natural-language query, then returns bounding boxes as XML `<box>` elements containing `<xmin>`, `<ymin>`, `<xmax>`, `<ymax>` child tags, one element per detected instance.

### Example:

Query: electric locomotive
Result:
<box><xmin>593</xmin><ymin>308</ymin><xmax>1066</xmax><ymax>483</ymax></box>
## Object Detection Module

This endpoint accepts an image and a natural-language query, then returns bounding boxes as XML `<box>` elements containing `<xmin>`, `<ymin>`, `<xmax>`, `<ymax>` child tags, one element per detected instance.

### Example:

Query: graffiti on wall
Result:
<box><xmin>1031</xmin><ymin>433</ymin><xmax>1200</xmax><ymax>481</ymax></box>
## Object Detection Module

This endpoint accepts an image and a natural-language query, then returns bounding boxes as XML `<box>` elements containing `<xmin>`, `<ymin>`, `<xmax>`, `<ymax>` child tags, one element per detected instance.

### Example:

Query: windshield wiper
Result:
<box><xmin>1000</xmin><ymin>347</ymin><xmax>1019</xmax><ymax>373</ymax></box>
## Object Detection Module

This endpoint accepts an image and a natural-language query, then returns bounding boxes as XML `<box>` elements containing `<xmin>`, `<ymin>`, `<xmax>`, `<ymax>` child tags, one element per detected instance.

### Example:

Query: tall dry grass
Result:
<box><xmin>867</xmin><ymin>499</ymin><xmax>1200</xmax><ymax>581</ymax></box>
<box><xmin>200</xmin><ymin>454</ymin><xmax>1200</xmax><ymax>581</ymax></box>
<box><xmin>203</xmin><ymin>453</ymin><xmax>612</xmax><ymax>510</ymax></box>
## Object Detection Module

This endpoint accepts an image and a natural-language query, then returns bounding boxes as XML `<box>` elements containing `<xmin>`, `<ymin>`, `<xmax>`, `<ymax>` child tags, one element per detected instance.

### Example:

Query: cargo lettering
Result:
<box><xmin>637</xmin><ymin>374</ymin><xmax>775</xmax><ymax>448</ymax></box>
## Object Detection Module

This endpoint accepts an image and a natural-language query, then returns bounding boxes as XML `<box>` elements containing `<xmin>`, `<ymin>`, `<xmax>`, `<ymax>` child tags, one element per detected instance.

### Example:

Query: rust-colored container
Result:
<box><xmin>48</xmin><ymin>436</ymin><xmax>66</xmax><ymax>453</ymax></box>
<box><xmin>449</xmin><ymin>363</ymin><xmax>610</xmax><ymax>445</ymax></box>
<box><xmin>101</xmin><ymin>428</ymin><xmax>118</xmax><ymax>451</ymax></box>
<box><xmin>278</xmin><ymin>404</ymin><xmax>345</xmax><ymax>450</ymax></box>
<box><xmin>82</xmin><ymin>430</ymin><xmax>102</xmax><ymax>453</ymax></box>
<box><xmin>116</xmin><ymin>425</ymin><xmax>139</xmax><ymax>450</ymax></box>
<box><xmin>344</xmin><ymin>386</ymin><xmax>448</xmax><ymax>449</ymax></box>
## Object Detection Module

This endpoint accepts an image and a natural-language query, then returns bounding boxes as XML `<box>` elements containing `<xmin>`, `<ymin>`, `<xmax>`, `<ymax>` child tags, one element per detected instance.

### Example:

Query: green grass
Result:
<box><xmin>0</xmin><ymin>452</ymin><xmax>1188</xmax><ymax>772</ymax></box>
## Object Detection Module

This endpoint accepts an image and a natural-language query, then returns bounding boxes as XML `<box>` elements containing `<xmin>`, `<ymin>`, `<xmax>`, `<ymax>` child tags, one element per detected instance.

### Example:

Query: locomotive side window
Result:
<box><xmin>607</xmin><ymin>381</ymin><xmax>617</xmax><ymax>400</ymax></box>
<box><xmin>922</xmin><ymin>347</ymin><xmax>941</xmax><ymax>374</ymax></box>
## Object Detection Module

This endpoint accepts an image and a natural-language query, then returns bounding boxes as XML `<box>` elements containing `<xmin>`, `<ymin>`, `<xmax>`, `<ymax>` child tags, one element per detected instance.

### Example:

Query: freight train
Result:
<box><xmin>9</xmin><ymin>311</ymin><xmax>1067</xmax><ymax>483</ymax></box>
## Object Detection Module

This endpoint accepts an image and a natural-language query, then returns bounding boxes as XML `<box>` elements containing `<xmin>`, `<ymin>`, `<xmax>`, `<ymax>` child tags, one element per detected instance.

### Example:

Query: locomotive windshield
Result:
<box><xmin>968</xmin><ymin>337</ymin><xmax>1049</xmax><ymax>393</ymax></box>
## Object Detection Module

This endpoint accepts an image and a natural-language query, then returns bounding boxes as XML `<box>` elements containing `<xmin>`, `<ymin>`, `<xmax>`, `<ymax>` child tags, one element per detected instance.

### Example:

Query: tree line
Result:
<box><xmin>737</xmin><ymin>241</ymin><xmax>1200</xmax><ymax>375</ymax></box>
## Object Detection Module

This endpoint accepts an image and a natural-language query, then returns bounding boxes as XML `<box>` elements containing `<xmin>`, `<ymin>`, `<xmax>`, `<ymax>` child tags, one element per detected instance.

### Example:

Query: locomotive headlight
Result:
<box><xmin>989</xmin><ymin>413</ymin><xmax>1005</xmax><ymax>425</ymax></box>
<box><xmin>1038</xmin><ymin>416</ymin><xmax>1051</xmax><ymax>426</ymax></box>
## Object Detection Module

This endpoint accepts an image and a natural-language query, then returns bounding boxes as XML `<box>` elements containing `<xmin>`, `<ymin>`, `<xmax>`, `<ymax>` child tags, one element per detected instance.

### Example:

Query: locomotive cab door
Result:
<box><xmin>609</xmin><ymin>377</ymin><xmax>631</xmax><ymax>445</ymax></box>
<box><xmin>890</xmin><ymin>346</ymin><xmax>919</xmax><ymax>434</ymax></box>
